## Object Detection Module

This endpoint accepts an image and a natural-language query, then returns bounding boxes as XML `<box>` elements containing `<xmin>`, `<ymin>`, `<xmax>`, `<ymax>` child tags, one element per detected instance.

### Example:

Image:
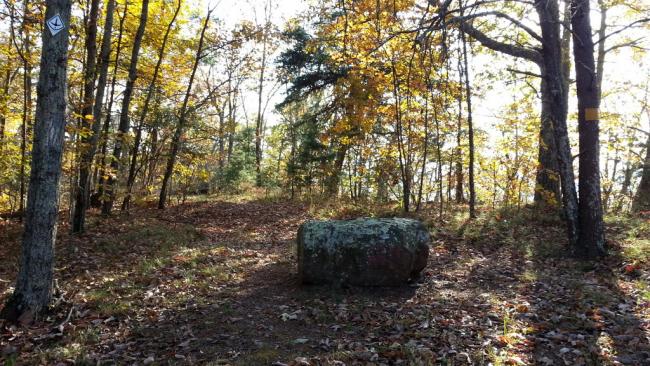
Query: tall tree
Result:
<box><xmin>102</xmin><ymin>0</ymin><xmax>150</xmax><ymax>214</ymax></box>
<box><xmin>71</xmin><ymin>0</ymin><xmax>102</xmax><ymax>233</ymax></box>
<box><xmin>429</xmin><ymin>0</ymin><xmax>579</xmax><ymax>244</ymax></box>
<box><xmin>158</xmin><ymin>8</ymin><xmax>212</xmax><ymax>209</ymax></box>
<box><xmin>1</xmin><ymin>0</ymin><xmax>72</xmax><ymax>322</ymax></box>
<box><xmin>458</xmin><ymin>1</ymin><xmax>476</xmax><ymax>218</ymax></box>
<box><xmin>632</xmin><ymin>131</ymin><xmax>650</xmax><ymax>213</ymax></box>
<box><xmin>535</xmin><ymin>0</ymin><xmax>579</xmax><ymax>247</ymax></box>
<box><xmin>7</xmin><ymin>0</ymin><xmax>35</xmax><ymax>216</ymax></box>
<box><xmin>97</xmin><ymin>0</ymin><xmax>128</xmax><ymax>204</ymax></box>
<box><xmin>0</xmin><ymin>69</ymin><xmax>11</xmax><ymax>143</ymax></box>
<box><xmin>122</xmin><ymin>0</ymin><xmax>182</xmax><ymax>210</ymax></box>
<box><xmin>632</xmin><ymin>88</ymin><xmax>650</xmax><ymax>213</ymax></box>
<box><xmin>254</xmin><ymin>0</ymin><xmax>274</xmax><ymax>187</ymax></box>
<box><xmin>571</xmin><ymin>0</ymin><xmax>606</xmax><ymax>257</ymax></box>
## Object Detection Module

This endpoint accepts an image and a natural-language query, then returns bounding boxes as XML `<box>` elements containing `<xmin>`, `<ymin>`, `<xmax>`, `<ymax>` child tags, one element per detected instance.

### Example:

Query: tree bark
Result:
<box><xmin>534</xmin><ymin>77</ymin><xmax>562</xmax><ymax>206</ymax></box>
<box><xmin>458</xmin><ymin>5</ymin><xmax>476</xmax><ymax>218</ymax></box>
<box><xmin>415</xmin><ymin>94</ymin><xmax>430</xmax><ymax>212</ymax></box>
<box><xmin>72</xmin><ymin>0</ymin><xmax>103</xmax><ymax>233</ymax></box>
<box><xmin>254</xmin><ymin>0</ymin><xmax>273</xmax><ymax>188</ymax></box>
<box><xmin>1</xmin><ymin>0</ymin><xmax>72</xmax><ymax>322</ymax></box>
<box><xmin>534</xmin><ymin>0</ymin><xmax>570</xmax><ymax>209</ymax></box>
<box><xmin>596</xmin><ymin>0</ymin><xmax>607</xmax><ymax>101</ymax></box>
<box><xmin>102</xmin><ymin>0</ymin><xmax>150</xmax><ymax>215</ymax></box>
<box><xmin>122</xmin><ymin>0</ymin><xmax>182</xmax><ymax>211</ymax></box>
<box><xmin>97</xmin><ymin>0</ymin><xmax>128</xmax><ymax>207</ymax></box>
<box><xmin>0</xmin><ymin>69</ymin><xmax>9</xmax><ymax>142</ymax></box>
<box><xmin>451</xmin><ymin>2</ymin><xmax>572</xmax><ymax>218</ymax></box>
<box><xmin>535</xmin><ymin>0</ymin><xmax>580</xmax><ymax>247</ymax></box>
<box><xmin>632</xmin><ymin>132</ymin><xmax>650</xmax><ymax>213</ymax></box>
<box><xmin>18</xmin><ymin>0</ymin><xmax>34</xmax><ymax>218</ymax></box>
<box><xmin>571</xmin><ymin>0</ymin><xmax>606</xmax><ymax>257</ymax></box>
<box><xmin>158</xmin><ymin>9</ymin><xmax>212</xmax><ymax>209</ymax></box>
<box><xmin>455</xmin><ymin>77</ymin><xmax>465</xmax><ymax>204</ymax></box>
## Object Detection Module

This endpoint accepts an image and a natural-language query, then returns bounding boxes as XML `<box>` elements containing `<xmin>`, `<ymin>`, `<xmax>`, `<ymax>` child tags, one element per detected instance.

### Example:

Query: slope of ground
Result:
<box><xmin>0</xmin><ymin>197</ymin><xmax>648</xmax><ymax>365</ymax></box>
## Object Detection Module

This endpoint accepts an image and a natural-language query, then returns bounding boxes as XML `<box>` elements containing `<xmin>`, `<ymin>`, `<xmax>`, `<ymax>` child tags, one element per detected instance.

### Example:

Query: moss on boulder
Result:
<box><xmin>297</xmin><ymin>218</ymin><xmax>430</xmax><ymax>286</ymax></box>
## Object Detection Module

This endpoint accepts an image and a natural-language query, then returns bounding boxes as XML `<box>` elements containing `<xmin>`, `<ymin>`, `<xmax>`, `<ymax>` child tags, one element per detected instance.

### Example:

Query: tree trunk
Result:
<box><xmin>535</xmin><ymin>0</ymin><xmax>580</xmax><ymax>248</ymax></box>
<box><xmin>122</xmin><ymin>0</ymin><xmax>181</xmax><ymax>211</ymax></box>
<box><xmin>97</xmin><ymin>0</ymin><xmax>128</xmax><ymax>208</ymax></box>
<box><xmin>158</xmin><ymin>9</ymin><xmax>212</xmax><ymax>209</ymax></box>
<box><xmin>534</xmin><ymin>76</ymin><xmax>562</xmax><ymax>206</ymax></box>
<box><xmin>71</xmin><ymin>0</ymin><xmax>102</xmax><ymax>233</ymax></box>
<box><xmin>459</xmin><ymin>13</ymin><xmax>476</xmax><ymax>219</ymax></box>
<box><xmin>1</xmin><ymin>0</ymin><xmax>72</xmax><ymax>322</ymax></box>
<box><xmin>144</xmin><ymin>127</ymin><xmax>159</xmax><ymax>192</ymax></box>
<box><xmin>571</xmin><ymin>0</ymin><xmax>606</xmax><ymax>257</ymax></box>
<box><xmin>632</xmin><ymin>132</ymin><xmax>650</xmax><ymax>213</ymax></box>
<box><xmin>455</xmin><ymin>95</ymin><xmax>464</xmax><ymax>203</ymax></box>
<box><xmin>218</xmin><ymin>107</ymin><xmax>225</xmax><ymax>172</ymax></box>
<box><xmin>596</xmin><ymin>0</ymin><xmax>607</xmax><ymax>101</ymax></box>
<box><xmin>0</xmin><ymin>69</ymin><xmax>10</xmax><ymax>143</ymax></box>
<box><xmin>255</xmin><ymin>1</ymin><xmax>272</xmax><ymax>188</ymax></box>
<box><xmin>415</xmin><ymin>95</ymin><xmax>430</xmax><ymax>212</ymax></box>
<box><xmin>325</xmin><ymin>144</ymin><xmax>348</xmax><ymax>197</ymax></box>
<box><xmin>535</xmin><ymin>0</ymin><xmax>570</xmax><ymax>209</ymax></box>
<box><xmin>102</xmin><ymin>0</ymin><xmax>149</xmax><ymax>215</ymax></box>
<box><xmin>453</xmin><ymin>1</ymin><xmax>575</xmax><ymax>228</ymax></box>
<box><xmin>18</xmin><ymin>0</ymin><xmax>34</xmax><ymax>218</ymax></box>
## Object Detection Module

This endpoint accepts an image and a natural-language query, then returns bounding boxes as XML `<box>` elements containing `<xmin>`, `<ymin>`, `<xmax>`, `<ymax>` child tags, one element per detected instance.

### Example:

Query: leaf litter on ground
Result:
<box><xmin>0</xmin><ymin>199</ymin><xmax>648</xmax><ymax>365</ymax></box>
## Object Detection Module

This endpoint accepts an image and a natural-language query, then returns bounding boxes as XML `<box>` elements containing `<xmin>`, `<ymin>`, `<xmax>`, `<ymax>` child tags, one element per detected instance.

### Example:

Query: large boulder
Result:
<box><xmin>297</xmin><ymin>218</ymin><xmax>430</xmax><ymax>286</ymax></box>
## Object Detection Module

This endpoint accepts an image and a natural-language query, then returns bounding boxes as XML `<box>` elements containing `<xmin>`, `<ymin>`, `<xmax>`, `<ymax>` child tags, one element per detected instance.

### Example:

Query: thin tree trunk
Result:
<box><xmin>218</xmin><ymin>107</ymin><xmax>226</xmax><ymax>172</ymax></box>
<box><xmin>88</xmin><ymin>0</ymin><xmax>116</xmax><ymax>204</ymax></box>
<box><xmin>122</xmin><ymin>0</ymin><xmax>182</xmax><ymax>211</ymax></box>
<box><xmin>459</xmin><ymin>14</ymin><xmax>476</xmax><ymax>219</ymax></box>
<box><xmin>102</xmin><ymin>0</ymin><xmax>150</xmax><ymax>215</ymax></box>
<box><xmin>416</xmin><ymin>96</ymin><xmax>430</xmax><ymax>212</ymax></box>
<box><xmin>326</xmin><ymin>145</ymin><xmax>348</xmax><ymax>197</ymax></box>
<box><xmin>632</xmin><ymin>85</ymin><xmax>650</xmax><ymax>213</ymax></box>
<box><xmin>97</xmin><ymin>0</ymin><xmax>128</xmax><ymax>206</ymax></box>
<box><xmin>71</xmin><ymin>0</ymin><xmax>102</xmax><ymax>233</ymax></box>
<box><xmin>158</xmin><ymin>9</ymin><xmax>212</xmax><ymax>209</ymax></box>
<box><xmin>255</xmin><ymin>29</ymin><xmax>269</xmax><ymax>187</ymax></box>
<box><xmin>455</xmin><ymin>47</ymin><xmax>465</xmax><ymax>204</ymax></box>
<box><xmin>455</xmin><ymin>100</ymin><xmax>464</xmax><ymax>203</ymax></box>
<box><xmin>144</xmin><ymin>127</ymin><xmax>159</xmax><ymax>190</ymax></box>
<box><xmin>1</xmin><ymin>0</ymin><xmax>72</xmax><ymax>322</ymax></box>
<box><xmin>571</xmin><ymin>0</ymin><xmax>606</xmax><ymax>257</ymax></box>
<box><xmin>596</xmin><ymin>0</ymin><xmax>607</xmax><ymax>101</ymax></box>
<box><xmin>0</xmin><ymin>69</ymin><xmax>12</xmax><ymax>143</ymax></box>
<box><xmin>391</xmin><ymin>61</ymin><xmax>411</xmax><ymax>212</ymax></box>
<box><xmin>18</xmin><ymin>0</ymin><xmax>34</xmax><ymax>218</ymax></box>
<box><xmin>603</xmin><ymin>147</ymin><xmax>619</xmax><ymax>212</ymax></box>
<box><xmin>632</xmin><ymin>132</ymin><xmax>650</xmax><ymax>213</ymax></box>
<box><xmin>434</xmin><ymin>106</ymin><xmax>443</xmax><ymax>217</ymax></box>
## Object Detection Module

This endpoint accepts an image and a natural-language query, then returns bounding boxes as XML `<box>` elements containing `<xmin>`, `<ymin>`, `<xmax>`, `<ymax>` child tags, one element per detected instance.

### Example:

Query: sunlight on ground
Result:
<box><xmin>0</xmin><ymin>198</ymin><xmax>648</xmax><ymax>365</ymax></box>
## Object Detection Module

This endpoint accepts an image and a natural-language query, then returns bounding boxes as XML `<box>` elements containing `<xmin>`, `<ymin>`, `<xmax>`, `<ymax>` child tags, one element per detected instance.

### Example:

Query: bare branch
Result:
<box><xmin>596</xmin><ymin>17</ymin><xmax>650</xmax><ymax>44</ymax></box>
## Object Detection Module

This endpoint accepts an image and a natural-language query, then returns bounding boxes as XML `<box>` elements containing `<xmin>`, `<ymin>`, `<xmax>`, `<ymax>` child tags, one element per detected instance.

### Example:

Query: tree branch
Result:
<box><xmin>455</xmin><ymin>20</ymin><xmax>543</xmax><ymax>64</ymax></box>
<box><xmin>507</xmin><ymin>67</ymin><xmax>542</xmax><ymax>78</ymax></box>
<box><xmin>596</xmin><ymin>17</ymin><xmax>650</xmax><ymax>44</ymax></box>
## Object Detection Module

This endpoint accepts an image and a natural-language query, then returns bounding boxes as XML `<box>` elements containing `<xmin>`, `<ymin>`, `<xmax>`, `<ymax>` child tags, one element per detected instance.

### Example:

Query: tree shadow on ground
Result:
<box><xmin>1</xmin><ymin>201</ymin><xmax>648</xmax><ymax>365</ymax></box>
<box><xmin>125</xmin><ymin>254</ymin><xmax>419</xmax><ymax>365</ymax></box>
<box><xmin>463</xmin><ymin>209</ymin><xmax>650</xmax><ymax>365</ymax></box>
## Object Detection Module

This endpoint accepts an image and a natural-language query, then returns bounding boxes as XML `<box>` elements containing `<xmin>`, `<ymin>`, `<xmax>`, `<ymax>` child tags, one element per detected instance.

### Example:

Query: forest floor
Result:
<box><xmin>0</xmin><ymin>195</ymin><xmax>649</xmax><ymax>365</ymax></box>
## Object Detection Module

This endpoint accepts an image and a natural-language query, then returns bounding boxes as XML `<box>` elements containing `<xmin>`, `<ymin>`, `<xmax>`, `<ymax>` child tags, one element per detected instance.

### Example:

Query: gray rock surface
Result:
<box><xmin>297</xmin><ymin>218</ymin><xmax>430</xmax><ymax>286</ymax></box>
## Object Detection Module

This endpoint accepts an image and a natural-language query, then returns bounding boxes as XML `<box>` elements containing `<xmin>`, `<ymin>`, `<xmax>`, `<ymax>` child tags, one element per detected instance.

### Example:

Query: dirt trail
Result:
<box><xmin>0</xmin><ymin>199</ymin><xmax>649</xmax><ymax>365</ymax></box>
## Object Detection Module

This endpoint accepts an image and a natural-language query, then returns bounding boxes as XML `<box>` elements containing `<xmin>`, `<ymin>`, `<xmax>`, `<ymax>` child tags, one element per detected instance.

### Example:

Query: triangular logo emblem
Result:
<box><xmin>46</xmin><ymin>14</ymin><xmax>65</xmax><ymax>36</ymax></box>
